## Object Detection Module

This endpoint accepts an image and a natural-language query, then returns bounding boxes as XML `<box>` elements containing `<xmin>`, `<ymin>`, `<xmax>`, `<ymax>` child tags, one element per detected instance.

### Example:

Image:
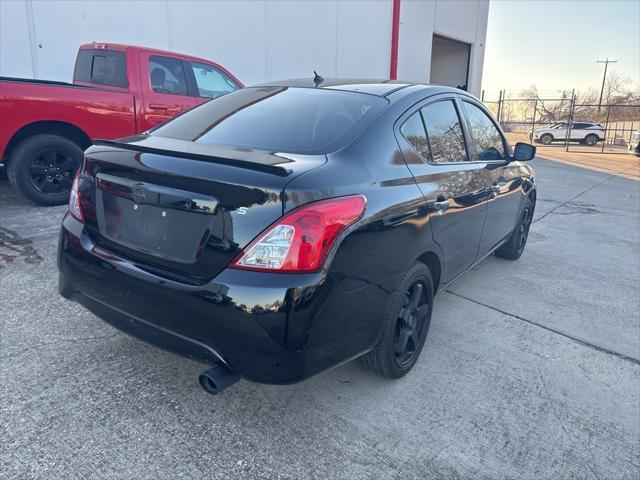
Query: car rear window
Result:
<box><xmin>150</xmin><ymin>86</ymin><xmax>387</xmax><ymax>154</ymax></box>
<box><xmin>74</xmin><ymin>50</ymin><xmax>127</xmax><ymax>88</ymax></box>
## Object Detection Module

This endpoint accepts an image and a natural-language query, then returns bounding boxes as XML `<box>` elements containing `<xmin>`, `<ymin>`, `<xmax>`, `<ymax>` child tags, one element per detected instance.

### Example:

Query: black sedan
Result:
<box><xmin>58</xmin><ymin>79</ymin><xmax>536</xmax><ymax>394</ymax></box>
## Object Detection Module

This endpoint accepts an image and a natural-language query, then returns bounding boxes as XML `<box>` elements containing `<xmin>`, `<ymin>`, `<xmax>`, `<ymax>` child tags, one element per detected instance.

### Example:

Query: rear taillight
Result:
<box><xmin>231</xmin><ymin>195</ymin><xmax>366</xmax><ymax>273</ymax></box>
<box><xmin>68</xmin><ymin>171</ymin><xmax>84</xmax><ymax>222</ymax></box>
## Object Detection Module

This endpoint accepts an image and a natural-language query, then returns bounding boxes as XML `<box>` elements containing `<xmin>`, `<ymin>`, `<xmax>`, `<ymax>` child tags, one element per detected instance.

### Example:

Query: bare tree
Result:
<box><xmin>603</xmin><ymin>71</ymin><xmax>633</xmax><ymax>104</ymax></box>
<box><xmin>574</xmin><ymin>73</ymin><xmax>640</xmax><ymax>122</ymax></box>
<box><xmin>520</xmin><ymin>85</ymin><xmax>571</xmax><ymax>123</ymax></box>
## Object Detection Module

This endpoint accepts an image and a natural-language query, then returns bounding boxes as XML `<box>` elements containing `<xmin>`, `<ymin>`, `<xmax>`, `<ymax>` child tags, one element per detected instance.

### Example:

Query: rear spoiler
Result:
<box><xmin>92</xmin><ymin>139</ymin><xmax>293</xmax><ymax>177</ymax></box>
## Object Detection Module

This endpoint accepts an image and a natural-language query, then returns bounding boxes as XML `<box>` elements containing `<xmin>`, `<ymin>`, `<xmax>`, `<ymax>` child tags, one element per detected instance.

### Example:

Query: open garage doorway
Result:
<box><xmin>430</xmin><ymin>35</ymin><xmax>471</xmax><ymax>91</ymax></box>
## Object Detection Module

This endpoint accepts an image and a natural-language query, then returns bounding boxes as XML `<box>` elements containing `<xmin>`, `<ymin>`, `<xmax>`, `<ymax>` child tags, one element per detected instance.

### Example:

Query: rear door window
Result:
<box><xmin>420</xmin><ymin>100</ymin><xmax>468</xmax><ymax>163</ymax></box>
<box><xmin>400</xmin><ymin>111</ymin><xmax>431</xmax><ymax>162</ymax></box>
<box><xmin>149</xmin><ymin>56</ymin><xmax>188</xmax><ymax>96</ymax></box>
<box><xmin>189</xmin><ymin>62</ymin><xmax>239</xmax><ymax>99</ymax></box>
<box><xmin>461</xmin><ymin>101</ymin><xmax>506</xmax><ymax>161</ymax></box>
<box><xmin>151</xmin><ymin>86</ymin><xmax>388</xmax><ymax>154</ymax></box>
<box><xmin>74</xmin><ymin>50</ymin><xmax>127</xmax><ymax>88</ymax></box>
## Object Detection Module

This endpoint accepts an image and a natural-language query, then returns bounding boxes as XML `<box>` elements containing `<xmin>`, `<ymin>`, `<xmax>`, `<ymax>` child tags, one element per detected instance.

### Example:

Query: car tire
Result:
<box><xmin>7</xmin><ymin>134</ymin><xmax>83</xmax><ymax>206</ymax></box>
<box><xmin>584</xmin><ymin>133</ymin><xmax>599</xmax><ymax>146</ymax></box>
<box><xmin>360</xmin><ymin>262</ymin><xmax>434</xmax><ymax>379</ymax></box>
<box><xmin>540</xmin><ymin>133</ymin><xmax>553</xmax><ymax>145</ymax></box>
<box><xmin>495</xmin><ymin>194</ymin><xmax>536</xmax><ymax>260</ymax></box>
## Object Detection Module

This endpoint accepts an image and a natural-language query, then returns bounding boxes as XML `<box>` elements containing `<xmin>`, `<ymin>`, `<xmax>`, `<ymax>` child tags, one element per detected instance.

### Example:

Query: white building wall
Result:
<box><xmin>396</xmin><ymin>0</ymin><xmax>436</xmax><ymax>84</ymax></box>
<box><xmin>0</xmin><ymin>0</ymin><xmax>488</xmax><ymax>95</ymax></box>
<box><xmin>468</xmin><ymin>0</ymin><xmax>490</xmax><ymax>97</ymax></box>
<box><xmin>0</xmin><ymin>1</ymin><xmax>34</xmax><ymax>78</ymax></box>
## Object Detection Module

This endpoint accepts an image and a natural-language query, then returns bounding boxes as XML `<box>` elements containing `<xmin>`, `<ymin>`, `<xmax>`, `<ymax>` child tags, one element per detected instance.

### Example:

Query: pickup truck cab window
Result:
<box><xmin>400</xmin><ymin>111</ymin><xmax>431</xmax><ymax>162</ymax></box>
<box><xmin>189</xmin><ymin>62</ymin><xmax>240</xmax><ymax>99</ymax></box>
<box><xmin>149</xmin><ymin>56</ymin><xmax>188</xmax><ymax>96</ymax></box>
<box><xmin>74</xmin><ymin>50</ymin><xmax>127</xmax><ymax>88</ymax></box>
<box><xmin>421</xmin><ymin>100</ymin><xmax>468</xmax><ymax>163</ymax></box>
<box><xmin>461</xmin><ymin>100</ymin><xmax>506</xmax><ymax>161</ymax></box>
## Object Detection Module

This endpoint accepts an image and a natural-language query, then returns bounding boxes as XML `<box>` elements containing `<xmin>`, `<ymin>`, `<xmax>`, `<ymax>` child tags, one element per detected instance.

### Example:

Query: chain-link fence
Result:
<box><xmin>482</xmin><ymin>90</ymin><xmax>640</xmax><ymax>155</ymax></box>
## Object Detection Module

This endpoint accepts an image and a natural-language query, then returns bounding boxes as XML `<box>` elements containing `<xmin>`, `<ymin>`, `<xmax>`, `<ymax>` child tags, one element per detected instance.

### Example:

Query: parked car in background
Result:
<box><xmin>58</xmin><ymin>79</ymin><xmax>537</xmax><ymax>394</ymax></box>
<box><xmin>0</xmin><ymin>43</ymin><xmax>242</xmax><ymax>205</ymax></box>
<box><xmin>529</xmin><ymin>121</ymin><xmax>605</xmax><ymax>146</ymax></box>
<box><xmin>629</xmin><ymin>131</ymin><xmax>640</xmax><ymax>156</ymax></box>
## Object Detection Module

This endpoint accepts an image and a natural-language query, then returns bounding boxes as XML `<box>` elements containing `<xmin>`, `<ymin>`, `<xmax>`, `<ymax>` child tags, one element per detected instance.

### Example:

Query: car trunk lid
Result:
<box><xmin>80</xmin><ymin>135</ymin><xmax>325</xmax><ymax>284</ymax></box>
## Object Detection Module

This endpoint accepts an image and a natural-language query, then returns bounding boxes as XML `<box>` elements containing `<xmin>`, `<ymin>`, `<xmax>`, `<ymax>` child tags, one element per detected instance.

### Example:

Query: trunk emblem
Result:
<box><xmin>132</xmin><ymin>185</ymin><xmax>146</xmax><ymax>204</ymax></box>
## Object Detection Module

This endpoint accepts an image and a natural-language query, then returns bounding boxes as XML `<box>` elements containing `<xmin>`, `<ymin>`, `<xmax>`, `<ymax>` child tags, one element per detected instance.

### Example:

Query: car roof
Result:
<box><xmin>254</xmin><ymin>78</ymin><xmax>456</xmax><ymax>97</ymax></box>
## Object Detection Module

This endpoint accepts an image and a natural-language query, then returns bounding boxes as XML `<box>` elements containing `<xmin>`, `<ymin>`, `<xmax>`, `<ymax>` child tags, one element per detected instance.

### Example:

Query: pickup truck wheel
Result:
<box><xmin>495</xmin><ymin>194</ymin><xmax>535</xmax><ymax>260</ymax></box>
<box><xmin>7</xmin><ymin>134</ymin><xmax>82</xmax><ymax>206</ymax></box>
<box><xmin>585</xmin><ymin>133</ymin><xmax>599</xmax><ymax>146</ymax></box>
<box><xmin>539</xmin><ymin>133</ymin><xmax>553</xmax><ymax>145</ymax></box>
<box><xmin>359</xmin><ymin>263</ymin><xmax>434</xmax><ymax>378</ymax></box>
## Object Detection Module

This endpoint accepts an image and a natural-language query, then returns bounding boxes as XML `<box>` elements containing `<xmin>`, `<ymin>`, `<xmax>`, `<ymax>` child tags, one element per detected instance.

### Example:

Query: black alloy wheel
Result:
<box><xmin>495</xmin><ymin>195</ymin><xmax>536</xmax><ymax>260</ymax></box>
<box><xmin>394</xmin><ymin>281</ymin><xmax>431</xmax><ymax>367</ymax></box>
<box><xmin>7</xmin><ymin>134</ymin><xmax>84</xmax><ymax>206</ymax></box>
<box><xmin>515</xmin><ymin>200</ymin><xmax>534</xmax><ymax>255</ymax></box>
<box><xmin>360</xmin><ymin>263</ymin><xmax>434</xmax><ymax>378</ymax></box>
<box><xmin>27</xmin><ymin>148</ymin><xmax>76</xmax><ymax>196</ymax></box>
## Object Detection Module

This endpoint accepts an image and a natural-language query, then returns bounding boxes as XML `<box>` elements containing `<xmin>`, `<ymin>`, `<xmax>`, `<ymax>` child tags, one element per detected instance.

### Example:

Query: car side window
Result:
<box><xmin>421</xmin><ymin>100</ymin><xmax>468</xmax><ymax>163</ymax></box>
<box><xmin>461</xmin><ymin>101</ymin><xmax>506</xmax><ymax>161</ymax></box>
<box><xmin>400</xmin><ymin>111</ymin><xmax>431</xmax><ymax>162</ymax></box>
<box><xmin>190</xmin><ymin>62</ymin><xmax>240</xmax><ymax>99</ymax></box>
<box><xmin>149</xmin><ymin>56</ymin><xmax>188</xmax><ymax>96</ymax></box>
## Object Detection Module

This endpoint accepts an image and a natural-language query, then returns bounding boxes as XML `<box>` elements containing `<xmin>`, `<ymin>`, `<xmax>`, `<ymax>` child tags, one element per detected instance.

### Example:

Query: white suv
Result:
<box><xmin>529</xmin><ymin>121</ymin><xmax>605</xmax><ymax>146</ymax></box>
<box><xmin>629</xmin><ymin>131</ymin><xmax>640</xmax><ymax>156</ymax></box>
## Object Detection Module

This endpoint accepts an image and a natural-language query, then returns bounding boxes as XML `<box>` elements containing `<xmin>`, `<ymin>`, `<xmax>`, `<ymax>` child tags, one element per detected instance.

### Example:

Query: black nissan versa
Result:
<box><xmin>58</xmin><ymin>79</ymin><xmax>537</xmax><ymax>394</ymax></box>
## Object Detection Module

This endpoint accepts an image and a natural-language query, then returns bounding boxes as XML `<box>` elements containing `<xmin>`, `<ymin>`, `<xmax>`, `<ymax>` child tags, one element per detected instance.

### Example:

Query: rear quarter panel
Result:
<box><xmin>282</xmin><ymin>100</ymin><xmax>443</xmax><ymax>367</ymax></box>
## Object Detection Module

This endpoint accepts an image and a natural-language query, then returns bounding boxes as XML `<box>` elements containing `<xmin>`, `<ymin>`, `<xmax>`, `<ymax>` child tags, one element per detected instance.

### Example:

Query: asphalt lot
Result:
<box><xmin>1</xmin><ymin>157</ymin><xmax>639</xmax><ymax>479</ymax></box>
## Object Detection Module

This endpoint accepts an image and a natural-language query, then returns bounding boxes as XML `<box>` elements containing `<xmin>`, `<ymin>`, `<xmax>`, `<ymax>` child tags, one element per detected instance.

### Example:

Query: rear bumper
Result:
<box><xmin>58</xmin><ymin>214</ymin><xmax>389</xmax><ymax>384</ymax></box>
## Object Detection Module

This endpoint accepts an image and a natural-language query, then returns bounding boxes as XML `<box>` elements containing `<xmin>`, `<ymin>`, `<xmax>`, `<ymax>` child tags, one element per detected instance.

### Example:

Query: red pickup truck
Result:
<box><xmin>0</xmin><ymin>43</ymin><xmax>242</xmax><ymax>205</ymax></box>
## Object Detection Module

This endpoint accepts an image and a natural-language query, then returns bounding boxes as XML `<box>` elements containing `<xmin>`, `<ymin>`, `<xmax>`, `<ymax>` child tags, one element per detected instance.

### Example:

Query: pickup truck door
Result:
<box><xmin>138</xmin><ymin>51</ymin><xmax>198</xmax><ymax>131</ymax></box>
<box><xmin>397</xmin><ymin>96</ymin><xmax>488</xmax><ymax>285</ymax></box>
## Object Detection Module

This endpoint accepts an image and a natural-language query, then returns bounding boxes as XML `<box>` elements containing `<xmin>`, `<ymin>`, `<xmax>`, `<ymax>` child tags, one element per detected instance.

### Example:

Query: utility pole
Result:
<box><xmin>597</xmin><ymin>58</ymin><xmax>617</xmax><ymax>111</ymax></box>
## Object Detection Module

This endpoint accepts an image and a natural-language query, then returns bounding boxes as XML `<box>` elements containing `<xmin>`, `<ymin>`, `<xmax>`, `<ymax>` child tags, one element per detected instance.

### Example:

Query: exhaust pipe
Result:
<box><xmin>198</xmin><ymin>361</ymin><xmax>240</xmax><ymax>395</ymax></box>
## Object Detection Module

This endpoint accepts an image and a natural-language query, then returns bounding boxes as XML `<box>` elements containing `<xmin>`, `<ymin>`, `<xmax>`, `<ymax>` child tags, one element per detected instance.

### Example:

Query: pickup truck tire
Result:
<box><xmin>7</xmin><ymin>134</ymin><xmax>82</xmax><ymax>206</ymax></box>
<box><xmin>360</xmin><ymin>263</ymin><xmax>434</xmax><ymax>379</ymax></box>
<box><xmin>495</xmin><ymin>194</ymin><xmax>535</xmax><ymax>260</ymax></box>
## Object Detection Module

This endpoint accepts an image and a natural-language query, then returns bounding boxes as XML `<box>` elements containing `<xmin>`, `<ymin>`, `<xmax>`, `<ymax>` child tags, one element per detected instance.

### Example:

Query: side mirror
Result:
<box><xmin>512</xmin><ymin>142</ymin><xmax>536</xmax><ymax>162</ymax></box>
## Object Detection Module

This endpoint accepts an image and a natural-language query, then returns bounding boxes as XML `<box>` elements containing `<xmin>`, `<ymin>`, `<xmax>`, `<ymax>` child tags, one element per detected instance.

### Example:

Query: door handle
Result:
<box><xmin>430</xmin><ymin>199</ymin><xmax>449</xmax><ymax>215</ymax></box>
<box><xmin>148</xmin><ymin>104</ymin><xmax>168</xmax><ymax>111</ymax></box>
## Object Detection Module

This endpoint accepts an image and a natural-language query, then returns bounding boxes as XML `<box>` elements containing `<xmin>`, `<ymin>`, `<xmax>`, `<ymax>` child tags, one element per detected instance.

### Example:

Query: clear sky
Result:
<box><xmin>482</xmin><ymin>0</ymin><xmax>640</xmax><ymax>96</ymax></box>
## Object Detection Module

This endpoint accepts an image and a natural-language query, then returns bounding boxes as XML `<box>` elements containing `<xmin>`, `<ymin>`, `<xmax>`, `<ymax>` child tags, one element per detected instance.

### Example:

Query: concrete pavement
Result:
<box><xmin>1</xmin><ymin>158</ymin><xmax>638</xmax><ymax>479</ymax></box>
